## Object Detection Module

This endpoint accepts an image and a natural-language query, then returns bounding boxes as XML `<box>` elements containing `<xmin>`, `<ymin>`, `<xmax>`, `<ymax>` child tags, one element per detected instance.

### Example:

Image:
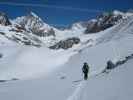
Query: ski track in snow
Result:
<box><xmin>67</xmin><ymin>52</ymin><xmax>133</xmax><ymax>100</ymax></box>
<box><xmin>67</xmin><ymin>69</ymin><xmax>104</xmax><ymax>100</ymax></box>
<box><xmin>67</xmin><ymin>81</ymin><xmax>86</xmax><ymax>100</ymax></box>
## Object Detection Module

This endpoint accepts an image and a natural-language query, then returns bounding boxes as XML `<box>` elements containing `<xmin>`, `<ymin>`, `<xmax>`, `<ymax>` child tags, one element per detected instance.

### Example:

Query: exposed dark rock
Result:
<box><xmin>106</xmin><ymin>60</ymin><xmax>116</xmax><ymax>70</ymax></box>
<box><xmin>23</xmin><ymin>37</ymin><xmax>28</xmax><ymax>40</ymax></box>
<box><xmin>23</xmin><ymin>41</ymin><xmax>32</xmax><ymax>45</ymax></box>
<box><xmin>104</xmin><ymin>53</ymin><xmax>133</xmax><ymax>73</ymax></box>
<box><xmin>49</xmin><ymin>37</ymin><xmax>80</xmax><ymax>49</ymax></box>
<box><xmin>7</xmin><ymin>35</ymin><xmax>41</xmax><ymax>47</ymax></box>
<box><xmin>9</xmin><ymin>25</ymin><xmax>26</xmax><ymax>33</ymax></box>
<box><xmin>0</xmin><ymin>32</ymin><xmax>5</xmax><ymax>35</ymax></box>
<box><xmin>115</xmin><ymin>60</ymin><xmax>126</xmax><ymax>66</ymax></box>
<box><xmin>46</xmin><ymin>28</ymin><xmax>55</xmax><ymax>36</ymax></box>
<box><xmin>32</xmin><ymin>28</ymin><xmax>55</xmax><ymax>37</ymax></box>
<box><xmin>0</xmin><ymin>12</ymin><xmax>11</xmax><ymax>26</ymax></box>
<box><xmin>85</xmin><ymin>11</ymin><xmax>123</xmax><ymax>34</ymax></box>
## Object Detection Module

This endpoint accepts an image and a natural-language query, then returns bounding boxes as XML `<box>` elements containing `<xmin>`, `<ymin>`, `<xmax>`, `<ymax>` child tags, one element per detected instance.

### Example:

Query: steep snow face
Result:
<box><xmin>14</xmin><ymin>12</ymin><xmax>50</xmax><ymax>30</ymax></box>
<box><xmin>0</xmin><ymin>25</ymin><xmax>43</xmax><ymax>46</ymax></box>
<box><xmin>85</xmin><ymin>10</ymin><xmax>133</xmax><ymax>34</ymax></box>
<box><xmin>70</xmin><ymin>22</ymin><xmax>87</xmax><ymax>30</ymax></box>
<box><xmin>96</xmin><ymin>15</ymin><xmax>133</xmax><ymax>44</ymax></box>
<box><xmin>52</xmin><ymin>22</ymin><xmax>88</xmax><ymax>44</ymax></box>
<box><xmin>13</xmin><ymin>12</ymin><xmax>55</xmax><ymax>37</ymax></box>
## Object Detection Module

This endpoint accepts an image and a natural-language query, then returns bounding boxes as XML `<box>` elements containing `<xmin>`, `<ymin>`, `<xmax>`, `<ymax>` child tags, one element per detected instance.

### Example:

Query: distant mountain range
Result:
<box><xmin>0</xmin><ymin>10</ymin><xmax>132</xmax><ymax>49</ymax></box>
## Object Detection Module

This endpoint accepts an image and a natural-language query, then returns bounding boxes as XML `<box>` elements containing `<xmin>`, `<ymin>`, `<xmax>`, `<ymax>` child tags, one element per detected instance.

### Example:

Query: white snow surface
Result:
<box><xmin>0</xmin><ymin>33</ymin><xmax>133</xmax><ymax>100</ymax></box>
<box><xmin>0</xmin><ymin>12</ymin><xmax>133</xmax><ymax>100</ymax></box>
<box><xmin>0</xmin><ymin>46</ymin><xmax>77</xmax><ymax>80</ymax></box>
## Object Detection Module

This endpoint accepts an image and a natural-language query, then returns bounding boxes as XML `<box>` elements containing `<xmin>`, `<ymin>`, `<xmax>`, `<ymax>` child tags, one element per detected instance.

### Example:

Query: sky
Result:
<box><xmin>0</xmin><ymin>0</ymin><xmax>132</xmax><ymax>27</ymax></box>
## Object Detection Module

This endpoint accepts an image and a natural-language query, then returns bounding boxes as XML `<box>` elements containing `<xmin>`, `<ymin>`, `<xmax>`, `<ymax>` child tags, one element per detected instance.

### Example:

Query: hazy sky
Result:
<box><xmin>0</xmin><ymin>0</ymin><xmax>132</xmax><ymax>26</ymax></box>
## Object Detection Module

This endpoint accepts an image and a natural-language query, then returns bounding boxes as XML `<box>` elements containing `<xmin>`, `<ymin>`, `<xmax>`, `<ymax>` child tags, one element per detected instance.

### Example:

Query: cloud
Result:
<box><xmin>0</xmin><ymin>2</ymin><xmax>103</xmax><ymax>13</ymax></box>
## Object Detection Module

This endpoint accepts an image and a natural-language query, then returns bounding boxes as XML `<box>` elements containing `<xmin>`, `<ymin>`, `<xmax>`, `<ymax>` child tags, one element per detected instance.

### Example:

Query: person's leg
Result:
<box><xmin>84</xmin><ymin>73</ymin><xmax>88</xmax><ymax>80</ymax></box>
<box><xmin>86</xmin><ymin>73</ymin><xmax>88</xmax><ymax>79</ymax></box>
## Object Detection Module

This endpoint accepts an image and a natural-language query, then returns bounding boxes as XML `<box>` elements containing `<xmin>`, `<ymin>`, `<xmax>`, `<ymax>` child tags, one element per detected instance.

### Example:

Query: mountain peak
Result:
<box><xmin>0</xmin><ymin>12</ymin><xmax>11</xmax><ymax>26</ymax></box>
<box><xmin>26</xmin><ymin>11</ymin><xmax>43</xmax><ymax>22</ymax></box>
<box><xmin>30</xmin><ymin>12</ymin><xmax>38</xmax><ymax>17</ymax></box>
<box><xmin>13</xmin><ymin>11</ymin><xmax>55</xmax><ymax>37</ymax></box>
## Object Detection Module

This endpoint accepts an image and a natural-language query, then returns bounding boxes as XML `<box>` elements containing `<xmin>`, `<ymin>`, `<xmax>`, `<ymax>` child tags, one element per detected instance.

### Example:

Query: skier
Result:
<box><xmin>82</xmin><ymin>62</ymin><xmax>89</xmax><ymax>80</ymax></box>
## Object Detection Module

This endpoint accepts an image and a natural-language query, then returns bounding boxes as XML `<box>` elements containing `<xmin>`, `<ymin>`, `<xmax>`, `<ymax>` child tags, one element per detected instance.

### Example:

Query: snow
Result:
<box><xmin>54</xmin><ymin>26</ymin><xmax>86</xmax><ymax>41</ymax></box>
<box><xmin>79</xmin><ymin>59</ymin><xmax>133</xmax><ymax>100</ymax></box>
<box><xmin>0</xmin><ymin>10</ymin><xmax>133</xmax><ymax>100</ymax></box>
<box><xmin>0</xmin><ymin>46</ymin><xmax>77</xmax><ymax>80</ymax></box>
<box><xmin>30</xmin><ymin>12</ymin><xmax>40</xmax><ymax>19</ymax></box>
<box><xmin>1</xmin><ymin>10</ymin><xmax>133</xmax><ymax>49</ymax></box>
<box><xmin>0</xmin><ymin>27</ymin><xmax>133</xmax><ymax>100</ymax></box>
<box><xmin>13</xmin><ymin>12</ymin><xmax>51</xmax><ymax>33</ymax></box>
<box><xmin>113</xmin><ymin>10</ymin><xmax>124</xmax><ymax>15</ymax></box>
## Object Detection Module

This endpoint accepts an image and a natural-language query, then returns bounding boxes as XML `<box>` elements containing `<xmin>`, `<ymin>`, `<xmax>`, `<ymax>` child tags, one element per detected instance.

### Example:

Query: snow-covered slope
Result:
<box><xmin>0</xmin><ymin>29</ymin><xmax>133</xmax><ymax>100</ymax></box>
<box><xmin>0</xmin><ymin>24</ymin><xmax>44</xmax><ymax>46</ymax></box>
<box><xmin>68</xmin><ymin>59</ymin><xmax>133</xmax><ymax>100</ymax></box>
<box><xmin>0</xmin><ymin>10</ymin><xmax>133</xmax><ymax>80</ymax></box>
<box><xmin>0</xmin><ymin>46</ymin><xmax>77</xmax><ymax>80</ymax></box>
<box><xmin>0</xmin><ymin>10</ymin><xmax>133</xmax><ymax>100</ymax></box>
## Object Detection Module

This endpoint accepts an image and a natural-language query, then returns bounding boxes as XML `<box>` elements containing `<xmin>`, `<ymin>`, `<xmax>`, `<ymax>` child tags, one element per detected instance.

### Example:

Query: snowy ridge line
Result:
<box><xmin>103</xmin><ymin>53</ymin><xmax>133</xmax><ymax>73</ymax></box>
<box><xmin>90</xmin><ymin>52</ymin><xmax>133</xmax><ymax>76</ymax></box>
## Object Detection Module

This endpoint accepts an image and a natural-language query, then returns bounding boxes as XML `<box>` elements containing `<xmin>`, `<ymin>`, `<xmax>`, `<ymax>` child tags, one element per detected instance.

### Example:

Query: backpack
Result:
<box><xmin>82</xmin><ymin>64</ymin><xmax>89</xmax><ymax>73</ymax></box>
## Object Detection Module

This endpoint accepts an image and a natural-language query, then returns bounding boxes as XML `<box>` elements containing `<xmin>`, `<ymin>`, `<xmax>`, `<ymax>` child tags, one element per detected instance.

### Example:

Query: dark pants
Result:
<box><xmin>84</xmin><ymin>73</ymin><xmax>88</xmax><ymax>80</ymax></box>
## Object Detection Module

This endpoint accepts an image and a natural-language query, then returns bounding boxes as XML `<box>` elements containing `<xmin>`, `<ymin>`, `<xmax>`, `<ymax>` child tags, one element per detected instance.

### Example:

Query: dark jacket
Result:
<box><xmin>82</xmin><ymin>63</ymin><xmax>89</xmax><ymax>74</ymax></box>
